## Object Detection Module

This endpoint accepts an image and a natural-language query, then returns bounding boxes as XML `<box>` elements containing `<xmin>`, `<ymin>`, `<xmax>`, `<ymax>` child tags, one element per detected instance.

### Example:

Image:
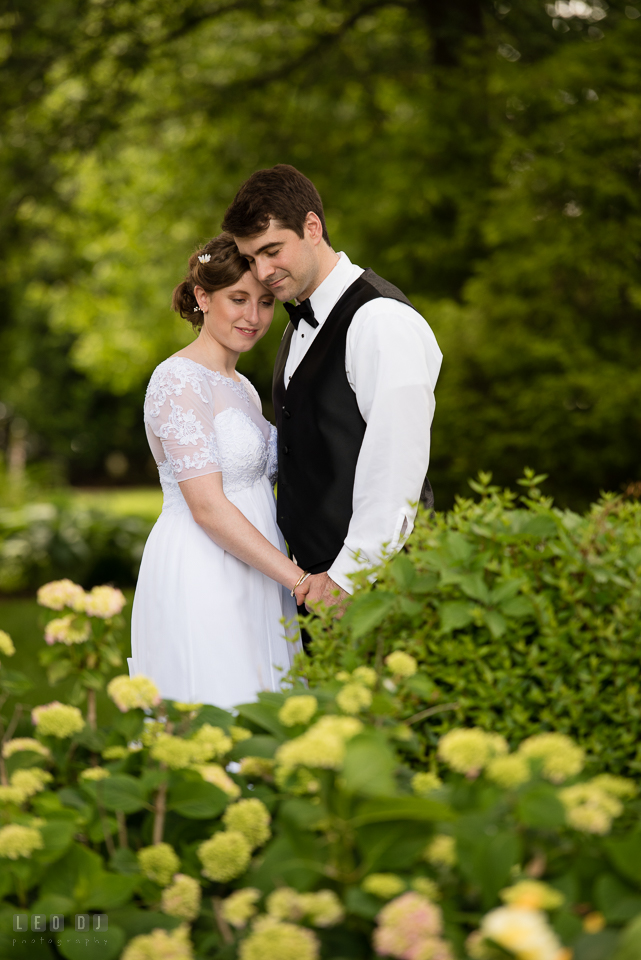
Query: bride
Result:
<box><xmin>128</xmin><ymin>234</ymin><xmax>310</xmax><ymax>708</ymax></box>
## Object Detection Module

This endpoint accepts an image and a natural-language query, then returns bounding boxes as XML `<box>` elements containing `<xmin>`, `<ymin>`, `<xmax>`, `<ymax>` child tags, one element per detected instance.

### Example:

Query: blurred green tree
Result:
<box><xmin>0</xmin><ymin>0</ymin><xmax>639</xmax><ymax>505</ymax></box>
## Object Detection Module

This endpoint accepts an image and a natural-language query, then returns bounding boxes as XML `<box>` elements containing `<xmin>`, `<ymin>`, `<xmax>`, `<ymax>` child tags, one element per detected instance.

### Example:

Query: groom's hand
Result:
<box><xmin>303</xmin><ymin>573</ymin><xmax>349</xmax><ymax>616</ymax></box>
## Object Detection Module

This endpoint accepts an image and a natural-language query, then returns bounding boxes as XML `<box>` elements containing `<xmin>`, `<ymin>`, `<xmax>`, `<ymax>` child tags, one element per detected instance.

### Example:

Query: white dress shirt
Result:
<box><xmin>283</xmin><ymin>252</ymin><xmax>442</xmax><ymax>594</ymax></box>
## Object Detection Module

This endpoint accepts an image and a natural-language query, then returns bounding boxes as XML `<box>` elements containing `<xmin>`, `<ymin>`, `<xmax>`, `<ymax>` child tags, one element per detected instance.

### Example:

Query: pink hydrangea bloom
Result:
<box><xmin>374</xmin><ymin>893</ymin><xmax>453</xmax><ymax>960</ymax></box>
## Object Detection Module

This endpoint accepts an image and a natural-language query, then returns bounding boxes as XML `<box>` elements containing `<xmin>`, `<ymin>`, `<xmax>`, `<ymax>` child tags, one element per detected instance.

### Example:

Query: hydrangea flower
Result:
<box><xmin>121</xmin><ymin>923</ymin><xmax>193</xmax><ymax>960</ymax></box>
<box><xmin>336</xmin><ymin>683</ymin><xmax>372</xmax><ymax>714</ymax></box>
<box><xmin>559</xmin><ymin>782</ymin><xmax>623</xmax><ymax>835</ymax></box>
<box><xmin>411</xmin><ymin>772</ymin><xmax>443</xmax><ymax>796</ymax></box>
<box><xmin>411</xmin><ymin>878</ymin><xmax>440</xmax><ymax>900</ymax></box>
<box><xmin>223</xmin><ymin>798</ymin><xmax>271</xmax><ymax>850</ymax></box>
<box><xmin>469</xmin><ymin>906</ymin><xmax>565</xmax><ymax>960</ymax></box>
<box><xmin>190</xmin><ymin>723</ymin><xmax>232</xmax><ymax>760</ymax></box>
<box><xmin>373</xmin><ymin>892</ymin><xmax>452</xmax><ymax>960</ymax></box>
<box><xmin>0</xmin><ymin>630</ymin><xmax>15</xmax><ymax>657</ymax></box>
<box><xmin>138</xmin><ymin>843</ymin><xmax>181</xmax><ymax>887</ymax></box>
<box><xmin>0</xmin><ymin>785</ymin><xmax>26</xmax><ymax>804</ymax></box>
<box><xmin>161</xmin><ymin>874</ymin><xmax>202</xmax><ymax>921</ymax></box>
<box><xmin>221</xmin><ymin>888</ymin><xmax>261</xmax><ymax>928</ymax></box>
<box><xmin>500</xmin><ymin>880</ymin><xmax>564</xmax><ymax>911</ymax></box>
<box><xmin>230</xmin><ymin>725</ymin><xmax>253</xmax><ymax>743</ymax></box>
<box><xmin>362</xmin><ymin>874</ymin><xmax>406</xmax><ymax>900</ymax></box>
<box><xmin>2</xmin><ymin>738</ymin><xmax>50</xmax><ymax>759</ymax></box>
<box><xmin>107</xmin><ymin>675</ymin><xmax>161</xmax><ymax>713</ymax></box>
<box><xmin>32</xmin><ymin>701</ymin><xmax>84</xmax><ymax>738</ymax></box>
<box><xmin>424</xmin><ymin>835</ymin><xmax>456</xmax><ymax>868</ymax></box>
<box><xmin>37</xmin><ymin>579</ymin><xmax>86</xmax><ymax>612</ymax></box>
<box><xmin>266</xmin><ymin>887</ymin><xmax>303</xmax><ymax>921</ymax></box>
<box><xmin>239</xmin><ymin>916</ymin><xmax>320</xmax><ymax>960</ymax></box>
<box><xmin>352</xmin><ymin>665</ymin><xmax>378</xmax><ymax>687</ymax></box>
<box><xmin>240</xmin><ymin>756</ymin><xmax>275</xmax><ymax>780</ymax></box>
<box><xmin>486</xmin><ymin>754</ymin><xmax>531</xmax><ymax>789</ymax></box>
<box><xmin>590</xmin><ymin>774</ymin><xmax>637</xmax><ymax>799</ymax></box>
<box><xmin>298</xmin><ymin>890</ymin><xmax>345</xmax><ymax>927</ymax></box>
<box><xmin>438</xmin><ymin>728</ymin><xmax>508</xmax><ymax>777</ymax></box>
<box><xmin>83</xmin><ymin>585</ymin><xmax>126</xmax><ymax>619</ymax></box>
<box><xmin>385</xmin><ymin>651</ymin><xmax>418</xmax><ymax>678</ymax></box>
<box><xmin>79</xmin><ymin>766</ymin><xmax>111</xmax><ymax>782</ymax></box>
<box><xmin>194</xmin><ymin>763</ymin><xmax>241</xmax><ymax>797</ymax></box>
<box><xmin>518</xmin><ymin>733</ymin><xmax>584</xmax><ymax>784</ymax></box>
<box><xmin>10</xmin><ymin>768</ymin><xmax>53</xmax><ymax>800</ymax></box>
<box><xmin>279</xmin><ymin>695</ymin><xmax>318</xmax><ymax>727</ymax></box>
<box><xmin>198</xmin><ymin>830</ymin><xmax>251</xmax><ymax>882</ymax></box>
<box><xmin>173</xmin><ymin>702</ymin><xmax>203</xmax><ymax>713</ymax></box>
<box><xmin>45</xmin><ymin>615</ymin><xmax>91</xmax><ymax>646</ymax></box>
<box><xmin>102</xmin><ymin>745</ymin><xmax>129</xmax><ymax>760</ymax></box>
<box><xmin>0</xmin><ymin>823</ymin><xmax>44</xmax><ymax>859</ymax></box>
<box><xmin>276</xmin><ymin>715</ymin><xmax>363</xmax><ymax>771</ymax></box>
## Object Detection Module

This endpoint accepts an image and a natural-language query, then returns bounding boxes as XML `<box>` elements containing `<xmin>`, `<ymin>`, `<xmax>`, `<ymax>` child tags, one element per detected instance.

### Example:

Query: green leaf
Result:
<box><xmin>34</xmin><ymin>819</ymin><xmax>77</xmax><ymax>865</ymax></box>
<box><xmin>342</xmin><ymin>731</ymin><xmax>397</xmax><ymax>798</ymax></box>
<box><xmin>191</xmin><ymin>703</ymin><xmax>235</xmax><ymax>731</ymax></box>
<box><xmin>573</xmin><ymin>929</ymin><xmax>620</xmax><ymax>960</ymax></box>
<box><xmin>484</xmin><ymin>610</ymin><xmax>507</xmax><ymax>639</ymax></box>
<box><xmin>459</xmin><ymin>572</ymin><xmax>491</xmax><ymax>604</ymax></box>
<box><xmin>47</xmin><ymin>659</ymin><xmax>74</xmax><ymax>684</ymax></box>
<box><xmin>57</xmin><ymin>924</ymin><xmax>125</xmax><ymax>960</ymax></box>
<box><xmin>404</xmin><ymin>673</ymin><xmax>438</xmax><ymax>701</ymax></box>
<box><xmin>614</xmin><ymin>914</ymin><xmax>641</xmax><ymax>960</ymax></box>
<box><xmin>457</xmin><ymin>826</ymin><xmax>521</xmax><ymax>909</ymax></box>
<box><xmin>520</xmin><ymin>516</ymin><xmax>557</xmax><ymax>538</ymax></box>
<box><xmin>351</xmin><ymin>796</ymin><xmax>453</xmax><ymax>827</ymax></box>
<box><xmin>0</xmin><ymin>669</ymin><xmax>33</xmax><ymax>696</ymax></box>
<box><xmin>442</xmin><ymin>531</ymin><xmax>475</xmax><ymax>563</ymax></box>
<box><xmin>595</xmin><ymin>874</ymin><xmax>641</xmax><ymax>924</ymax></box>
<box><xmin>490</xmin><ymin>579</ymin><xmax>526</xmax><ymax>605</ymax></box>
<box><xmin>390</xmin><ymin>554</ymin><xmax>416</xmax><ymax>589</ymax></box>
<box><xmin>139</xmin><ymin>768</ymin><xmax>168</xmax><ymax>793</ymax></box>
<box><xmin>39</xmin><ymin>842</ymin><xmax>103</xmax><ymax>903</ymax></box>
<box><xmin>516</xmin><ymin>784</ymin><xmax>566</xmax><ymax>829</ymax></box>
<box><xmin>342</xmin><ymin>592</ymin><xmax>396</xmax><ymax>639</ymax></box>
<box><xmin>605</xmin><ymin>833</ymin><xmax>641</xmax><ymax>886</ymax></box>
<box><xmin>439</xmin><ymin>601</ymin><xmax>474</xmax><ymax>633</ymax></box>
<box><xmin>231</xmin><ymin>734</ymin><xmax>280</xmax><ymax>761</ymax></box>
<box><xmin>106</xmin><ymin>908</ymin><xmax>180</xmax><ymax>938</ymax></box>
<box><xmin>344</xmin><ymin>886</ymin><xmax>380</xmax><ymax>920</ymax></box>
<box><xmin>85</xmin><ymin>873</ymin><xmax>139</xmax><ymax>911</ymax></box>
<box><xmin>167</xmin><ymin>771</ymin><xmax>228</xmax><ymax>819</ymax></box>
<box><xmin>110</xmin><ymin>848</ymin><xmax>140</xmax><ymax>875</ymax></box>
<box><xmin>500</xmin><ymin>596</ymin><xmax>535</xmax><ymax>618</ymax></box>
<box><xmin>97</xmin><ymin>774</ymin><xmax>148</xmax><ymax>814</ymax></box>
<box><xmin>235</xmin><ymin>702</ymin><xmax>288</xmax><ymax>740</ymax></box>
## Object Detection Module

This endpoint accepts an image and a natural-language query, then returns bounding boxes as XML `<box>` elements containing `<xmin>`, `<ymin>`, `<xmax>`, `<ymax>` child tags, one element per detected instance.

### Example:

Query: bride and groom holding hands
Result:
<box><xmin>128</xmin><ymin>164</ymin><xmax>442</xmax><ymax>709</ymax></box>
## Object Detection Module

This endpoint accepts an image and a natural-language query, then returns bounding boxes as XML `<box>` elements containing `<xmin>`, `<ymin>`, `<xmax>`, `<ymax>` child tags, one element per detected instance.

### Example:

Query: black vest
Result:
<box><xmin>272</xmin><ymin>268</ymin><xmax>433</xmax><ymax>573</ymax></box>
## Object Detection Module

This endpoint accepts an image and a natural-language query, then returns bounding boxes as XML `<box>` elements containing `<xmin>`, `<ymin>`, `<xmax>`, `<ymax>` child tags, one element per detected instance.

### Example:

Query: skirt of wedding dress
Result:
<box><xmin>128</xmin><ymin>475</ymin><xmax>300</xmax><ymax>709</ymax></box>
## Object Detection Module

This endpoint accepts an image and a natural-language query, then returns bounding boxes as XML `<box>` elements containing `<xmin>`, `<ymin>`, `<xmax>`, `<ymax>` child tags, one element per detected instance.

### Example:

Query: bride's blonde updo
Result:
<box><xmin>172</xmin><ymin>233</ymin><xmax>249</xmax><ymax>330</ymax></box>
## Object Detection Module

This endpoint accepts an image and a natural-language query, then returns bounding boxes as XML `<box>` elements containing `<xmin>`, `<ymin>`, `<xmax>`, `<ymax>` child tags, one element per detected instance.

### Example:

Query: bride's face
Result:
<box><xmin>195</xmin><ymin>271</ymin><xmax>275</xmax><ymax>354</ymax></box>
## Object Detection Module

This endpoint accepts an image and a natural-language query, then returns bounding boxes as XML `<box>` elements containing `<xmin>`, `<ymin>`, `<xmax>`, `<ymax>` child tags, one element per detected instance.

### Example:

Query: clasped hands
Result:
<box><xmin>293</xmin><ymin>571</ymin><xmax>349</xmax><ymax>615</ymax></box>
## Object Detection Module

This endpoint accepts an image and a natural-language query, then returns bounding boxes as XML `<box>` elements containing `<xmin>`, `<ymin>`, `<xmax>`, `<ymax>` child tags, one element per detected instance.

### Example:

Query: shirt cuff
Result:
<box><xmin>328</xmin><ymin>546</ymin><xmax>372</xmax><ymax>595</ymax></box>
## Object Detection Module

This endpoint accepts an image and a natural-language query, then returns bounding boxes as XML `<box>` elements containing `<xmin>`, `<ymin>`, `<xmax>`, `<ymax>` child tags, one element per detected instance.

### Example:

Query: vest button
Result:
<box><xmin>283</xmin><ymin>446</ymin><xmax>290</xmax><ymax>454</ymax></box>
<box><xmin>283</xmin><ymin>408</ymin><xmax>291</xmax><ymax>419</ymax></box>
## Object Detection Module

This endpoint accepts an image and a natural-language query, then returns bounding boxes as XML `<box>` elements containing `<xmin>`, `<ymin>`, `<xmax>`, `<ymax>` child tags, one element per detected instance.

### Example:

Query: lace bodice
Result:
<box><xmin>144</xmin><ymin>357</ymin><xmax>277</xmax><ymax>510</ymax></box>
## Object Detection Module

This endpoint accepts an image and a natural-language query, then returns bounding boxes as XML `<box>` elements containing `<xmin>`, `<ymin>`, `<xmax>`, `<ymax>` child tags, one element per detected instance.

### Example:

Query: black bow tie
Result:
<box><xmin>283</xmin><ymin>298</ymin><xmax>318</xmax><ymax>330</ymax></box>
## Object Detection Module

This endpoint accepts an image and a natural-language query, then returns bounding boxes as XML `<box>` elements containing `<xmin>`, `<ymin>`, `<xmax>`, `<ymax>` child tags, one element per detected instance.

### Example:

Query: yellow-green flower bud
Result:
<box><xmin>500</xmin><ymin>880</ymin><xmax>564</xmax><ymax>911</ymax></box>
<box><xmin>384</xmin><ymin>651</ymin><xmax>417</xmax><ymax>678</ymax></box>
<box><xmin>411</xmin><ymin>772</ymin><xmax>443</xmax><ymax>796</ymax></box>
<box><xmin>298</xmin><ymin>890</ymin><xmax>344</xmax><ymax>927</ymax></box>
<box><xmin>279</xmin><ymin>696</ymin><xmax>318</xmax><ymax>727</ymax></box>
<box><xmin>2</xmin><ymin>738</ymin><xmax>50</xmax><ymax>760</ymax></box>
<box><xmin>239</xmin><ymin>917</ymin><xmax>320</xmax><ymax>960</ymax></box>
<box><xmin>0</xmin><ymin>630</ymin><xmax>15</xmax><ymax>657</ymax></box>
<box><xmin>230</xmin><ymin>725</ymin><xmax>253</xmax><ymax>743</ymax></box>
<box><xmin>138</xmin><ymin>843</ymin><xmax>180</xmax><ymax>887</ymax></box>
<box><xmin>108</xmin><ymin>675</ymin><xmax>161</xmax><ymax>713</ymax></box>
<box><xmin>194</xmin><ymin>763</ymin><xmax>241</xmax><ymax>798</ymax></box>
<box><xmin>519</xmin><ymin>733</ymin><xmax>584</xmax><ymax>784</ymax></box>
<box><xmin>32</xmin><ymin>702</ymin><xmax>84</xmax><ymax>739</ymax></box>
<box><xmin>198</xmin><ymin>831</ymin><xmax>251</xmax><ymax>882</ymax></box>
<box><xmin>352</xmin><ymin>666</ymin><xmax>378</xmax><ymax>688</ymax></box>
<box><xmin>486</xmin><ymin>754</ymin><xmax>531</xmax><ymax>789</ymax></box>
<box><xmin>37</xmin><ymin>579</ymin><xmax>86</xmax><ymax>612</ymax></box>
<box><xmin>0</xmin><ymin>823</ymin><xmax>44</xmax><ymax>859</ymax></box>
<box><xmin>121</xmin><ymin>923</ymin><xmax>193</xmax><ymax>960</ymax></box>
<box><xmin>223</xmin><ymin>798</ymin><xmax>271</xmax><ymax>850</ymax></box>
<box><xmin>161</xmin><ymin>873</ymin><xmax>201</xmax><ymax>921</ymax></box>
<box><xmin>424</xmin><ymin>834</ymin><xmax>456</xmax><ymax>868</ymax></box>
<box><xmin>362</xmin><ymin>873</ymin><xmax>406</xmax><ymax>900</ymax></box>
<box><xmin>336</xmin><ymin>683</ymin><xmax>372</xmax><ymax>715</ymax></box>
<box><xmin>79</xmin><ymin>766</ymin><xmax>111</xmax><ymax>782</ymax></box>
<box><xmin>220</xmin><ymin>888</ymin><xmax>261</xmax><ymax>928</ymax></box>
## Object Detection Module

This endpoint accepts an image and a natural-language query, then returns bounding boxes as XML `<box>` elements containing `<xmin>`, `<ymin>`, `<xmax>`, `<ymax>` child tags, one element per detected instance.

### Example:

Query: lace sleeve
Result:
<box><xmin>144</xmin><ymin>360</ymin><xmax>221</xmax><ymax>482</ymax></box>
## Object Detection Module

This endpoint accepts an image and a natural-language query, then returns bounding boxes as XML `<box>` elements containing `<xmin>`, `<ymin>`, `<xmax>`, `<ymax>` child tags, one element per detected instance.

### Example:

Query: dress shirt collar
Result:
<box><xmin>296</xmin><ymin>251</ymin><xmax>356</xmax><ymax>327</ymax></box>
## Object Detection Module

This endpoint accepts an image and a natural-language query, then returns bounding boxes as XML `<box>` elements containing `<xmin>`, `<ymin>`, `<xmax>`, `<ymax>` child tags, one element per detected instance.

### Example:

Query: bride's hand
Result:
<box><xmin>293</xmin><ymin>574</ymin><xmax>312</xmax><ymax>607</ymax></box>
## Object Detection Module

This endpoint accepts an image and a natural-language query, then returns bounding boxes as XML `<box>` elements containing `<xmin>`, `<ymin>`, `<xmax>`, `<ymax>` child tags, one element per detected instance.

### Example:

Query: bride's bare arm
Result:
<box><xmin>179</xmin><ymin>471</ymin><xmax>311</xmax><ymax>602</ymax></box>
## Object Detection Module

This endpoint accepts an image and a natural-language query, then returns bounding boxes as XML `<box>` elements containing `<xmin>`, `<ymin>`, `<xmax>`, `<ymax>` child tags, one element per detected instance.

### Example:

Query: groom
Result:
<box><xmin>223</xmin><ymin>164</ymin><xmax>442</xmax><ymax>612</ymax></box>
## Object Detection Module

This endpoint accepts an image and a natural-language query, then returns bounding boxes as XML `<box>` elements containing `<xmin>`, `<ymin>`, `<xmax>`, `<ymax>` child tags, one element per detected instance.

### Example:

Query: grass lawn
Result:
<box><xmin>69</xmin><ymin>486</ymin><xmax>162</xmax><ymax>522</ymax></box>
<box><xmin>0</xmin><ymin>590</ymin><xmax>135</xmax><ymax>735</ymax></box>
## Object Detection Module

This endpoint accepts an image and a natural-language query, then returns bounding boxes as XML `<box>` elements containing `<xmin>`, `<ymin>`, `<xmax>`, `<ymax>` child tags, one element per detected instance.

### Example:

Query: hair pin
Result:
<box><xmin>198</xmin><ymin>254</ymin><xmax>211</xmax><ymax>264</ymax></box>
<box><xmin>193</xmin><ymin>305</ymin><xmax>200</xmax><ymax>312</ymax></box>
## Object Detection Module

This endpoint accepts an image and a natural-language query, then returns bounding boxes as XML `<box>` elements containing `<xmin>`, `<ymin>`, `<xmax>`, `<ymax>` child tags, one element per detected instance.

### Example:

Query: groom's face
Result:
<box><xmin>234</xmin><ymin>219</ymin><xmax>320</xmax><ymax>303</ymax></box>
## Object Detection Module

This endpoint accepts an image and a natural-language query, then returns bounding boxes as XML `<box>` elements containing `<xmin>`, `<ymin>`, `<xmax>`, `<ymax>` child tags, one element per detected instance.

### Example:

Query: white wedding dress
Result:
<box><xmin>128</xmin><ymin>356</ymin><xmax>300</xmax><ymax>708</ymax></box>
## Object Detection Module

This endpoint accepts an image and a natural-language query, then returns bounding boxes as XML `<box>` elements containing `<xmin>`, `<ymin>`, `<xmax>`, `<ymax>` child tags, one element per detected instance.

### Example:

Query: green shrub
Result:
<box><xmin>0</xmin><ymin>502</ymin><xmax>152</xmax><ymax>594</ymax></box>
<box><xmin>2</xmin><ymin>642</ymin><xmax>641</xmax><ymax>960</ymax></box>
<box><xmin>297</xmin><ymin>472</ymin><xmax>641</xmax><ymax>775</ymax></box>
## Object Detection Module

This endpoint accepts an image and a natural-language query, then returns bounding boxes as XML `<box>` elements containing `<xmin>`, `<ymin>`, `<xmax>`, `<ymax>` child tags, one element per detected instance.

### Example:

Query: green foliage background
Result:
<box><xmin>1</xmin><ymin>0</ymin><xmax>640</xmax><ymax>504</ymax></box>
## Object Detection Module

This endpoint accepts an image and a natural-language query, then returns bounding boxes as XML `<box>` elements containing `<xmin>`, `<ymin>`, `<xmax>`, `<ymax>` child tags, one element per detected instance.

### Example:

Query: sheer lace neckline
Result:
<box><xmin>169</xmin><ymin>355</ymin><xmax>243</xmax><ymax>385</ymax></box>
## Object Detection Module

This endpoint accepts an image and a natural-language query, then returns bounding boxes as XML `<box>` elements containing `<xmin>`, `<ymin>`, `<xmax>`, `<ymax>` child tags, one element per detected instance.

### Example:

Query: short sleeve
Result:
<box><xmin>144</xmin><ymin>360</ymin><xmax>221</xmax><ymax>482</ymax></box>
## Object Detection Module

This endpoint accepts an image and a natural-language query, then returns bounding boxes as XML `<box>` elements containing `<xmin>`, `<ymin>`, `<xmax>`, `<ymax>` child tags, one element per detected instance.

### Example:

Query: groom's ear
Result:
<box><xmin>304</xmin><ymin>212</ymin><xmax>325</xmax><ymax>246</ymax></box>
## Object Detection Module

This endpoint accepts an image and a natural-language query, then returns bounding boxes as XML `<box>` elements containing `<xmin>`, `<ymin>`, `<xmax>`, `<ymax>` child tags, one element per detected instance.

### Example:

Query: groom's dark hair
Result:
<box><xmin>222</xmin><ymin>164</ymin><xmax>331</xmax><ymax>246</ymax></box>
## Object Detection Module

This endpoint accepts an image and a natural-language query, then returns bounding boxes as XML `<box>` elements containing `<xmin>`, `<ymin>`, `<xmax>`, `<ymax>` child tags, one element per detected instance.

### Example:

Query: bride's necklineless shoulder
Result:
<box><xmin>168</xmin><ymin>354</ymin><xmax>243</xmax><ymax>384</ymax></box>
